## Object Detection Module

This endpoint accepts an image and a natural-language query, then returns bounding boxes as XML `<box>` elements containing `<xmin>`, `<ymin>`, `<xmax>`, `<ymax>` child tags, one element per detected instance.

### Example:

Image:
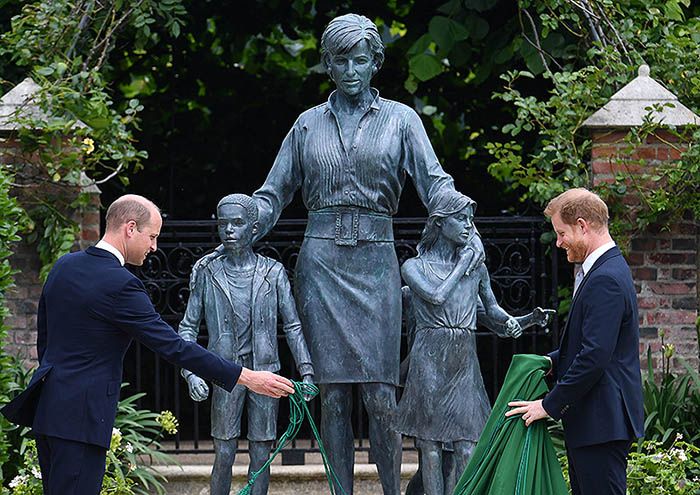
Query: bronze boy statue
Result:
<box><xmin>179</xmin><ymin>194</ymin><xmax>314</xmax><ymax>495</ymax></box>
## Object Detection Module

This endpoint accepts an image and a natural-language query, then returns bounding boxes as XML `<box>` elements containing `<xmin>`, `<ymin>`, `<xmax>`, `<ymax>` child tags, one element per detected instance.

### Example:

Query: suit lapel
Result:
<box><xmin>559</xmin><ymin>246</ymin><xmax>622</xmax><ymax>344</ymax></box>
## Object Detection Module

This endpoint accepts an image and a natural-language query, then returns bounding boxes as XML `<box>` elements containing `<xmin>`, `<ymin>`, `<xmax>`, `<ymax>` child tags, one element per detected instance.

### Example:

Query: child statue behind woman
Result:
<box><xmin>395</xmin><ymin>190</ymin><xmax>552</xmax><ymax>495</ymax></box>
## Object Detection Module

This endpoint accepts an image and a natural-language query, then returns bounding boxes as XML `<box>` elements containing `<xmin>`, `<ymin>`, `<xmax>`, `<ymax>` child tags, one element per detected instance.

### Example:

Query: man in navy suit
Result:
<box><xmin>1</xmin><ymin>194</ymin><xmax>295</xmax><ymax>494</ymax></box>
<box><xmin>507</xmin><ymin>188</ymin><xmax>644</xmax><ymax>495</ymax></box>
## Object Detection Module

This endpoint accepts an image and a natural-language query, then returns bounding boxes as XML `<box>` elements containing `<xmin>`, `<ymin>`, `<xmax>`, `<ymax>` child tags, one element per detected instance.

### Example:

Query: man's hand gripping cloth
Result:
<box><xmin>453</xmin><ymin>354</ymin><xmax>568</xmax><ymax>495</ymax></box>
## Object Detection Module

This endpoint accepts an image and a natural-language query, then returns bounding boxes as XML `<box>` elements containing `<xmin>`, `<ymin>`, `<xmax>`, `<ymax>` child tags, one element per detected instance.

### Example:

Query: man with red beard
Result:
<box><xmin>506</xmin><ymin>188</ymin><xmax>643</xmax><ymax>495</ymax></box>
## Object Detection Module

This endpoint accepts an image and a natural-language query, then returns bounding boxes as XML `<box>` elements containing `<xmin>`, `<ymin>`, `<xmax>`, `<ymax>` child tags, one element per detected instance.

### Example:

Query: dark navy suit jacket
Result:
<box><xmin>542</xmin><ymin>246</ymin><xmax>644</xmax><ymax>448</ymax></box>
<box><xmin>1</xmin><ymin>247</ymin><xmax>240</xmax><ymax>449</ymax></box>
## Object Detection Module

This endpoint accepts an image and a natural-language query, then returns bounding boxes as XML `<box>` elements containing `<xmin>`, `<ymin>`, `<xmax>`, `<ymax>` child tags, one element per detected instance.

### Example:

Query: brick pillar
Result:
<box><xmin>0</xmin><ymin>138</ymin><xmax>101</xmax><ymax>367</ymax></box>
<box><xmin>590</xmin><ymin>129</ymin><xmax>699</xmax><ymax>372</ymax></box>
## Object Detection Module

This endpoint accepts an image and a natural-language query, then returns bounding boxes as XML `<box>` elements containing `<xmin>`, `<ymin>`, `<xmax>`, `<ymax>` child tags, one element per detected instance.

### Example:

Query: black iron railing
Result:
<box><xmin>124</xmin><ymin>217</ymin><xmax>561</xmax><ymax>460</ymax></box>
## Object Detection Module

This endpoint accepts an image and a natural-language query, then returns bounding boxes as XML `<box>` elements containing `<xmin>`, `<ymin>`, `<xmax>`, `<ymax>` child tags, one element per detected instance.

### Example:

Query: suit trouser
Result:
<box><xmin>36</xmin><ymin>433</ymin><xmax>107</xmax><ymax>495</ymax></box>
<box><xmin>567</xmin><ymin>439</ymin><xmax>631</xmax><ymax>495</ymax></box>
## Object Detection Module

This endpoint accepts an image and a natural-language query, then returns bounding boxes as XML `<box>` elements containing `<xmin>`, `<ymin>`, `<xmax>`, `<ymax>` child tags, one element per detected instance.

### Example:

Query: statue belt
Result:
<box><xmin>305</xmin><ymin>208</ymin><xmax>394</xmax><ymax>246</ymax></box>
<box><xmin>417</xmin><ymin>326</ymin><xmax>473</xmax><ymax>333</ymax></box>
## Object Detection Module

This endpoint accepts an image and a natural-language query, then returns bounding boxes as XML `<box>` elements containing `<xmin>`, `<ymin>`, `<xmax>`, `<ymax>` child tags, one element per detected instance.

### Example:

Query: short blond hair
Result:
<box><xmin>544</xmin><ymin>188</ymin><xmax>609</xmax><ymax>230</ymax></box>
<box><xmin>105</xmin><ymin>195</ymin><xmax>160</xmax><ymax>232</ymax></box>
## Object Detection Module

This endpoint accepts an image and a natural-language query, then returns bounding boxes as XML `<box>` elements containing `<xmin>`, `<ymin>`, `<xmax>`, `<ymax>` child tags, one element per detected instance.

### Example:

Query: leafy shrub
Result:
<box><xmin>642</xmin><ymin>342</ymin><xmax>700</xmax><ymax>447</ymax></box>
<box><xmin>4</xmin><ymin>388</ymin><xmax>178</xmax><ymax>495</ymax></box>
<box><xmin>627</xmin><ymin>437</ymin><xmax>700</xmax><ymax>495</ymax></box>
<box><xmin>0</xmin><ymin>169</ymin><xmax>33</xmax><ymax>489</ymax></box>
<box><xmin>0</xmin><ymin>356</ymin><xmax>34</xmax><ymax>488</ymax></box>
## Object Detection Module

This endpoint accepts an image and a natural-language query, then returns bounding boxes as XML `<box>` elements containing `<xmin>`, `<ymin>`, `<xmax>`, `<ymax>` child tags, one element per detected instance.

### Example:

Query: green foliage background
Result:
<box><xmin>1</xmin><ymin>0</ymin><xmax>699</xmax><ymax>489</ymax></box>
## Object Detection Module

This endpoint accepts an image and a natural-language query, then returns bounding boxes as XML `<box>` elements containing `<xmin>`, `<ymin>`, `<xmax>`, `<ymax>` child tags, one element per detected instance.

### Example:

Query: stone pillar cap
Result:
<box><xmin>583</xmin><ymin>65</ymin><xmax>699</xmax><ymax>128</ymax></box>
<box><xmin>0</xmin><ymin>77</ymin><xmax>87</xmax><ymax>131</ymax></box>
<box><xmin>79</xmin><ymin>171</ymin><xmax>101</xmax><ymax>194</ymax></box>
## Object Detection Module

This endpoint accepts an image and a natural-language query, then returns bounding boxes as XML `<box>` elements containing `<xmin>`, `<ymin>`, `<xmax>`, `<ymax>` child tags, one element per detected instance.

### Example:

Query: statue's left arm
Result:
<box><xmin>476</xmin><ymin>264</ymin><xmax>522</xmax><ymax>338</ymax></box>
<box><xmin>400</xmin><ymin>108</ymin><xmax>455</xmax><ymax>207</ymax></box>
<box><xmin>401</xmin><ymin>109</ymin><xmax>485</xmax><ymax>268</ymax></box>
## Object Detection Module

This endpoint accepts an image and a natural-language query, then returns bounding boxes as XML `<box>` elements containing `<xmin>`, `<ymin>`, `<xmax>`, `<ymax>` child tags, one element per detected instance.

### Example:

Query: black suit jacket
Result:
<box><xmin>1</xmin><ymin>247</ymin><xmax>240</xmax><ymax>449</ymax></box>
<box><xmin>542</xmin><ymin>246</ymin><xmax>644</xmax><ymax>448</ymax></box>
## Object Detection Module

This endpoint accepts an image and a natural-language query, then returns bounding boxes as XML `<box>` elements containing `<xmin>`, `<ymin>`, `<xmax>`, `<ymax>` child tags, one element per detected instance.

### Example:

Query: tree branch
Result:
<box><xmin>570</xmin><ymin>0</ymin><xmax>608</xmax><ymax>46</ymax></box>
<box><xmin>93</xmin><ymin>162</ymin><xmax>124</xmax><ymax>185</ymax></box>
<box><xmin>67</xmin><ymin>0</ymin><xmax>96</xmax><ymax>59</ymax></box>
<box><xmin>592</xmin><ymin>1</ymin><xmax>634</xmax><ymax>66</ymax></box>
<box><xmin>84</xmin><ymin>0</ymin><xmax>145</xmax><ymax>74</ymax></box>
<box><xmin>519</xmin><ymin>8</ymin><xmax>565</xmax><ymax>74</ymax></box>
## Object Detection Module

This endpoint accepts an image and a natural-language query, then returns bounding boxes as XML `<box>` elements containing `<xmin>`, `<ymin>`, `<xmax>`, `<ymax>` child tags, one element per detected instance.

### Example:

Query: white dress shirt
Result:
<box><xmin>573</xmin><ymin>241</ymin><xmax>616</xmax><ymax>296</ymax></box>
<box><xmin>582</xmin><ymin>241</ymin><xmax>616</xmax><ymax>276</ymax></box>
<box><xmin>95</xmin><ymin>240</ymin><xmax>125</xmax><ymax>266</ymax></box>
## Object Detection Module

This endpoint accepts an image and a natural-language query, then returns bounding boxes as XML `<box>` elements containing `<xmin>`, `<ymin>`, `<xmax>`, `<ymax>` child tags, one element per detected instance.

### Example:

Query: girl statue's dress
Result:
<box><xmin>395</xmin><ymin>259</ymin><xmax>492</xmax><ymax>443</ymax></box>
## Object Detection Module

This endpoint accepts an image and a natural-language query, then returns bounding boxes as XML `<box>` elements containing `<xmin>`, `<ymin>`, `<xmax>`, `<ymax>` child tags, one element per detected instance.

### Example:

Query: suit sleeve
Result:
<box><xmin>548</xmin><ymin>349</ymin><xmax>560</xmax><ymax>376</ymax></box>
<box><xmin>113</xmin><ymin>277</ymin><xmax>240</xmax><ymax>392</ymax></box>
<box><xmin>276</xmin><ymin>265</ymin><xmax>314</xmax><ymax>377</ymax></box>
<box><xmin>542</xmin><ymin>275</ymin><xmax>625</xmax><ymax>420</ymax></box>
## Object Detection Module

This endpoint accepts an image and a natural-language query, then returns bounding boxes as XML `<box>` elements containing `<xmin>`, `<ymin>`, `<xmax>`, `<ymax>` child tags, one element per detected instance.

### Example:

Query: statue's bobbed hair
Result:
<box><xmin>321</xmin><ymin>14</ymin><xmax>385</xmax><ymax>71</ymax></box>
<box><xmin>417</xmin><ymin>190</ymin><xmax>476</xmax><ymax>256</ymax></box>
<box><xmin>217</xmin><ymin>194</ymin><xmax>258</xmax><ymax>223</ymax></box>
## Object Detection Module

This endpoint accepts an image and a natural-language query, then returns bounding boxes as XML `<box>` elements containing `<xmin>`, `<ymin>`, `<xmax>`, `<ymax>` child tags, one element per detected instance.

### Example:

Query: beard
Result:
<box><xmin>565</xmin><ymin>239</ymin><xmax>588</xmax><ymax>263</ymax></box>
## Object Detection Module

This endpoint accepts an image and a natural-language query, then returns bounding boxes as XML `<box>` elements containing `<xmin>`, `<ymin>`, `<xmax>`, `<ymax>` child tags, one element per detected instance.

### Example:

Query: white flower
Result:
<box><xmin>125</xmin><ymin>442</ymin><xmax>133</xmax><ymax>453</ymax></box>
<box><xmin>10</xmin><ymin>474</ymin><xmax>28</xmax><ymax>488</ymax></box>
<box><xmin>110</xmin><ymin>427</ymin><xmax>123</xmax><ymax>451</ymax></box>
<box><xmin>31</xmin><ymin>466</ymin><xmax>42</xmax><ymax>479</ymax></box>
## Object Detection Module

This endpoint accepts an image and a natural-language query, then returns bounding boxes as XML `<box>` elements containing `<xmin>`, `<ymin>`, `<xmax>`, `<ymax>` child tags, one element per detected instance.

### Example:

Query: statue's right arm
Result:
<box><xmin>252</xmin><ymin>121</ymin><xmax>304</xmax><ymax>241</ymax></box>
<box><xmin>178</xmin><ymin>259</ymin><xmax>206</xmax><ymax>380</ymax></box>
<box><xmin>401</xmin><ymin>254</ymin><xmax>471</xmax><ymax>306</ymax></box>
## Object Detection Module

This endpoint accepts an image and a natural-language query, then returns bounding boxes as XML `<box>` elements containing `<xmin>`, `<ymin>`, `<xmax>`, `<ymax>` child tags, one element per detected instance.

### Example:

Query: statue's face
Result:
<box><xmin>440</xmin><ymin>205</ymin><xmax>475</xmax><ymax>246</ymax></box>
<box><xmin>217</xmin><ymin>203</ymin><xmax>256</xmax><ymax>250</ymax></box>
<box><xmin>328</xmin><ymin>39</ymin><xmax>376</xmax><ymax>98</ymax></box>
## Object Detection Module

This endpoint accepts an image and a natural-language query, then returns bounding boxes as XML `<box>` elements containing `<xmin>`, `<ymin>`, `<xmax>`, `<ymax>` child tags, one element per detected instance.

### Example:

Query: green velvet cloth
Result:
<box><xmin>453</xmin><ymin>354</ymin><xmax>568</xmax><ymax>495</ymax></box>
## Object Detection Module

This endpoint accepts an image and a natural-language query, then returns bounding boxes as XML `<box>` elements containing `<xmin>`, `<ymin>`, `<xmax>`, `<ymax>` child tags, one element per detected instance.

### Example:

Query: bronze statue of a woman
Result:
<box><xmin>207</xmin><ymin>13</ymin><xmax>483</xmax><ymax>494</ymax></box>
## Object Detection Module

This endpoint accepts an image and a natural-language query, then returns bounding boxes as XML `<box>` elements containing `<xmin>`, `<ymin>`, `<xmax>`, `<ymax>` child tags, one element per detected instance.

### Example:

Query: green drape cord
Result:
<box><xmin>237</xmin><ymin>381</ymin><xmax>348</xmax><ymax>495</ymax></box>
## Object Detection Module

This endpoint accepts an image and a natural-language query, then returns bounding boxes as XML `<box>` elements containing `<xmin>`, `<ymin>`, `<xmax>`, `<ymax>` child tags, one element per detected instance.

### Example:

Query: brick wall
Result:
<box><xmin>1</xmin><ymin>136</ymin><xmax>101</xmax><ymax>367</ymax></box>
<box><xmin>590</xmin><ymin>129</ymin><xmax>699</xmax><ymax>372</ymax></box>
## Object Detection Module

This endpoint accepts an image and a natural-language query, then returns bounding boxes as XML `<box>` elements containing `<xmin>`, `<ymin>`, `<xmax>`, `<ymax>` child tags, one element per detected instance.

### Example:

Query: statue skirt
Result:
<box><xmin>294</xmin><ymin>236</ymin><xmax>401</xmax><ymax>385</ymax></box>
<box><xmin>394</xmin><ymin>327</ymin><xmax>490</xmax><ymax>443</ymax></box>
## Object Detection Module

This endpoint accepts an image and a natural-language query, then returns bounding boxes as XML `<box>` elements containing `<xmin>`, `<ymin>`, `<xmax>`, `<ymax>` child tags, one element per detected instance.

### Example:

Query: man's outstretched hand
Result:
<box><xmin>238</xmin><ymin>368</ymin><xmax>295</xmax><ymax>398</ymax></box>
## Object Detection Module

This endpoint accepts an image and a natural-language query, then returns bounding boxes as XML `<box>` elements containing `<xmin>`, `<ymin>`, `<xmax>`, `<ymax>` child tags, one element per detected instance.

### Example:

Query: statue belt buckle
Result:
<box><xmin>334</xmin><ymin>208</ymin><xmax>360</xmax><ymax>246</ymax></box>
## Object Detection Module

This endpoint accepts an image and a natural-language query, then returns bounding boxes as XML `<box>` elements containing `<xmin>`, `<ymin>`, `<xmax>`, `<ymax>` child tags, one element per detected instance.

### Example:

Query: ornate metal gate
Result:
<box><xmin>124</xmin><ymin>216</ymin><xmax>561</xmax><ymax>459</ymax></box>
